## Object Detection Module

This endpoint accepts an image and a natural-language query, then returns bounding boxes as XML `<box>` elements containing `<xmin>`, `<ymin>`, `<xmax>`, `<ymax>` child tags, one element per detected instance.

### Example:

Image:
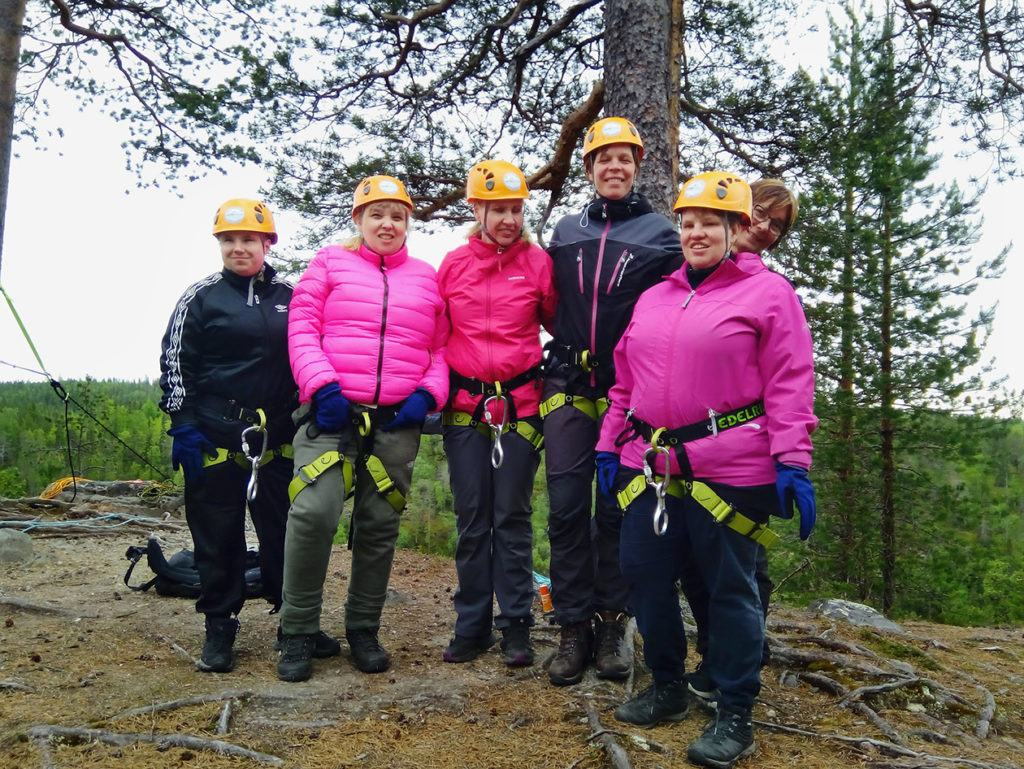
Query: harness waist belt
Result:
<box><xmin>450</xmin><ymin>365</ymin><xmax>541</xmax><ymax>398</ymax></box>
<box><xmin>441</xmin><ymin>410</ymin><xmax>544</xmax><ymax>451</ymax></box>
<box><xmin>198</xmin><ymin>393</ymin><xmax>293</xmax><ymax>426</ymax></box>
<box><xmin>545</xmin><ymin>340</ymin><xmax>606</xmax><ymax>373</ymax></box>
<box><xmin>539</xmin><ymin>392</ymin><xmax>610</xmax><ymax>421</ymax></box>
<box><xmin>203</xmin><ymin>443</ymin><xmax>294</xmax><ymax>469</ymax></box>
<box><xmin>622</xmin><ymin>400</ymin><xmax>765</xmax><ymax>447</ymax></box>
<box><xmin>616</xmin><ymin>474</ymin><xmax>778</xmax><ymax>547</ymax></box>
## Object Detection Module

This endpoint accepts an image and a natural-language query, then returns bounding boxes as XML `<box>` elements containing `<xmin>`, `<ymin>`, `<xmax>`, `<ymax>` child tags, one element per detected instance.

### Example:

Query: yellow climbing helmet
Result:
<box><xmin>352</xmin><ymin>175</ymin><xmax>413</xmax><ymax>214</ymax></box>
<box><xmin>212</xmin><ymin>199</ymin><xmax>278</xmax><ymax>244</ymax></box>
<box><xmin>583</xmin><ymin>117</ymin><xmax>644</xmax><ymax>163</ymax></box>
<box><xmin>673</xmin><ymin>172</ymin><xmax>752</xmax><ymax>225</ymax></box>
<box><xmin>466</xmin><ymin>160</ymin><xmax>530</xmax><ymax>201</ymax></box>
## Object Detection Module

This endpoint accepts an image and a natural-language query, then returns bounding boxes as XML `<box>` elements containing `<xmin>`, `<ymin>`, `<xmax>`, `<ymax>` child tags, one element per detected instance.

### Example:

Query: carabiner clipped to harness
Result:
<box><xmin>642</xmin><ymin>428</ymin><xmax>672</xmax><ymax>536</ymax></box>
<box><xmin>482</xmin><ymin>391</ymin><xmax>509</xmax><ymax>469</ymax></box>
<box><xmin>240</xmin><ymin>409</ymin><xmax>268</xmax><ymax>502</ymax></box>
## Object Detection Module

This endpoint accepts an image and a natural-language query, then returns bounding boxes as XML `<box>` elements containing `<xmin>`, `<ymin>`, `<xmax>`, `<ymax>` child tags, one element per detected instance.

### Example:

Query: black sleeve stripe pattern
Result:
<box><xmin>163</xmin><ymin>274</ymin><xmax>222</xmax><ymax>413</ymax></box>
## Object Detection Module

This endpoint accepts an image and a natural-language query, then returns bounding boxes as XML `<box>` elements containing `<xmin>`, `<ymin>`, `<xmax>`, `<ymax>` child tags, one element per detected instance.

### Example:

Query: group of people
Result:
<box><xmin>158</xmin><ymin>116</ymin><xmax>817</xmax><ymax>769</ymax></box>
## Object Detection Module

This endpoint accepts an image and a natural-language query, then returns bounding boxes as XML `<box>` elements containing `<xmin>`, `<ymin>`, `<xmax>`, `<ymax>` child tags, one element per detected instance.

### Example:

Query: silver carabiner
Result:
<box><xmin>482</xmin><ymin>394</ymin><xmax>509</xmax><ymax>469</ymax></box>
<box><xmin>642</xmin><ymin>442</ymin><xmax>673</xmax><ymax>536</ymax></box>
<box><xmin>240</xmin><ymin>424</ymin><xmax>267</xmax><ymax>502</ymax></box>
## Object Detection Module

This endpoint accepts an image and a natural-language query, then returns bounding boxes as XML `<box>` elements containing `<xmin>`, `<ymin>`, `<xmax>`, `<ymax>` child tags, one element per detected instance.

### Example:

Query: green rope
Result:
<box><xmin>1</xmin><ymin>284</ymin><xmax>50</xmax><ymax>376</ymax></box>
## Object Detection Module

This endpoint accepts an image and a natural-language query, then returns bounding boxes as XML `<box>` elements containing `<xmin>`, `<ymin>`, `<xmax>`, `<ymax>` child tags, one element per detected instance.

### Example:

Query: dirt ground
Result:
<box><xmin>1</xmin><ymin>493</ymin><xmax>1023</xmax><ymax>769</ymax></box>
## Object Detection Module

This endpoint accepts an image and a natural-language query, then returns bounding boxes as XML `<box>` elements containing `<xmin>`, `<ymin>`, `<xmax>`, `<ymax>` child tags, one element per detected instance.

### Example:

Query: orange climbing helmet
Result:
<box><xmin>583</xmin><ymin>117</ymin><xmax>644</xmax><ymax>164</ymax></box>
<box><xmin>352</xmin><ymin>175</ymin><xmax>413</xmax><ymax>214</ymax></box>
<box><xmin>673</xmin><ymin>172</ymin><xmax>752</xmax><ymax>225</ymax></box>
<box><xmin>466</xmin><ymin>160</ymin><xmax>530</xmax><ymax>201</ymax></box>
<box><xmin>212</xmin><ymin>199</ymin><xmax>278</xmax><ymax>244</ymax></box>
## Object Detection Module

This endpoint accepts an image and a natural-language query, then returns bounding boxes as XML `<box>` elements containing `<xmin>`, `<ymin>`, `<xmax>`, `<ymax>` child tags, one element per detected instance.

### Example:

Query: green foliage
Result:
<box><xmin>0</xmin><ymin>379</ymin><xmax>170</xmax><ymax>495</ymax></box>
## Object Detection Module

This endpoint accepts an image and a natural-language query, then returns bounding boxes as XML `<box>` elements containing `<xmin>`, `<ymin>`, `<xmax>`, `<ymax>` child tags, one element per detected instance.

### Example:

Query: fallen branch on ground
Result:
<box><xmin>110</xmin><ymin>690</ymin><xmax>255</xmax><ymax>721</ymax></box>
<box><xmin>26</xmin><ymin>725</ymin><xmax>284</xmax><ymax>765</ymax></box>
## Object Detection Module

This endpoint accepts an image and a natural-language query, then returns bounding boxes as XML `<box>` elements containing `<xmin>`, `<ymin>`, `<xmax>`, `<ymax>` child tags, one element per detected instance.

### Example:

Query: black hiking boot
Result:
<box><xmin>277</xmin><ymin>633</ymin><xmax>314</xmax><ymax>682</ymax></box>
<box><xmin>593</xmin><ymin>610</ymin><xmax>630</xmax><ymax>680</ymax></box>
<box><xmin>443</xmin><ymin>632</ymin><xmax>497</xmax><ymax>663</ymax></box>
<box><xmin>614</xmin><ymin>680</ymin><xmax>691</xmax><ymax>728</ymax></box>
<box><xmin>686</xmin><ymin>704</ymin><xmax>756</xmax><ymax>768</ymax></box>
<box><xmin>346</xmin><ymin>627</ymin><xmax>391</xmax><ymax>673</ymax></box>
<box><xmin>548</xmin><ymin>620</ymin><xmax>594</xmax><ymax>686</ymax></box>
<box><xmin>197</xmin><ymin>616</ymin><xmax>238</xmax><ymax>673</ymax></box>
<box><xmin>277</xmin><ymin>626</ymin><xmax>340</xmax><ymax>659</ymax></box>
<box><xmin>500</xmin><ymin>618</ymin><xmax>534</xmax><ymax>667</ymax></box>
<box><xmin>686</xmin><ymin>660</ymin><xmax>719</xmax><ymax>708</ymax></box>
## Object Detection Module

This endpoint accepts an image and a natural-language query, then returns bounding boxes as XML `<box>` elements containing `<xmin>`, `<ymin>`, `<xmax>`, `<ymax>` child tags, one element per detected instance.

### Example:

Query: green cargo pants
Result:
<box><xmin>279</xmin><ymin>403</ymin><xmax>421</xmax><ymax>634</ymax></box>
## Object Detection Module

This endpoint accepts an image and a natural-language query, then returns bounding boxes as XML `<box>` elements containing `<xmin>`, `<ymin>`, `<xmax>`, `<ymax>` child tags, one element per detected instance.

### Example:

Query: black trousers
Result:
<box><xmin>184</xmin><ymin>454</ymin><xmax>291</xmax><ymax>617</ymax></box>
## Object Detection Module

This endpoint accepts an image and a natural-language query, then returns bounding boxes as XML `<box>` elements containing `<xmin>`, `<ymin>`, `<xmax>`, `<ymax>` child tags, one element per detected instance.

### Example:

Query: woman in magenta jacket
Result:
<box><xmin>437</xmin><ymin>160</ymin><xmax>557</xmax><ymax>668</ymax></box>
<box><xmin>277</xmin><ymin>175</ymin><xmax>448</xmax><ymax>682</ymax></box>
<box><xmin>595</xmin><ymin>172</ymin><xmax>816</xmax><ymax>768</ymax></box>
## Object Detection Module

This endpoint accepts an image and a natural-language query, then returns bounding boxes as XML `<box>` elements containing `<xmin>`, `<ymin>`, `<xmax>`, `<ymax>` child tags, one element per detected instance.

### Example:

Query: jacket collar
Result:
<box><xmin>466</xmin><ymin>233</ymin><xmax>528</xmax><ymax>261</ymax></box>
<box><xmin>584</xmin><ymin>190</ymin><xmax>655</xmax><ymax>222</ymax></box>
<box><xmin>668</xmin><ymin>251</ymin><xmax>766</xmax><ymax>290</ymax></box>
<box><xmin>357</xmin><ymin>241</ymin><xmax>409</xmax><ymax>269</ymax></box>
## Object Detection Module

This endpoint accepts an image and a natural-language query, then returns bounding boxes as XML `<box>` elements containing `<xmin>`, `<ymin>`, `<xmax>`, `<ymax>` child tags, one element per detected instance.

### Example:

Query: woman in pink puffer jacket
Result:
<box><xmin>276</xmin><ymin>175</ymin><xmax>448</xmax><ymax>682</ymax></box>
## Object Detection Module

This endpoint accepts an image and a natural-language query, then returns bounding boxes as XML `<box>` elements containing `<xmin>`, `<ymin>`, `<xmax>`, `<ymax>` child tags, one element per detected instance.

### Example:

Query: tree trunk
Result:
<box><xmin>603</xmin><ymin>0</ymin><xmax>678</xmax><ymax>215</ymax></box>
<box><xmin>879</xmin><ymin>197</ymin><xmax>896</xmax><ymax>614</ymax></box>
<box><xmin>0</xmin><ymin>0</ymin><xmax>26</xmax><ymax>278</ymax></box>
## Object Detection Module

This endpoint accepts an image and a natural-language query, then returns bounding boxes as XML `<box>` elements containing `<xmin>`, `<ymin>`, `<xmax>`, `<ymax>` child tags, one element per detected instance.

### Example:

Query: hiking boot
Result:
<box><xmin>686</xmin><ymin>660</ymin><xmax>719</xmax><ymax>707</ymax></box>
<box><xmin>277</xmin><ymin>633</ymin><xmax>313</xmax><ymax>682</ymax></box>
<box><xmin>686</xmin><ymin>704</ymin><xmax>756</xmax><ymax>768</ymax></box>
<box><xmin>500</xmin><ymin>618</ymin><xmax>534</xmax><ymax>667</ymax></box>
<box><xmin>548</xmin><ymin>620</ymin><xmax>594</xmax><ymax>686</ymax></box>
<box><xmin>346</xmin><ymin>627</ymin><xmax>391</xmax><ymax>674</ymax></box>
<box><xmin>614</xmin><ymin>680</ymin><xmax>691</xmax><ymax>728</ymax></box>
<box><xmin>443</xmin><ymin>632</ymin><xmax>497</xmax><ymax>663</ymax></box>
<box><xmin>593</xmin><ymin>610</ymin><xmax>630</xmax><ymax>680</ymax></box>
<box><xmin>277</xmin><ymin>626</ymin><xmax>341</xmax><ymax>659</ymax></box>
<box><xmin>197</xmin><ymin>616</ymin><xmax>238</xmax><ymax>673</ymax></box>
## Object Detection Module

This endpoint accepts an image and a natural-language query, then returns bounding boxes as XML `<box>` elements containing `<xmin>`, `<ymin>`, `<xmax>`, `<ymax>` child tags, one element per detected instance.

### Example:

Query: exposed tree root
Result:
<box><xmin>0</xmin><ymin>678</ymin><xmax>32</xmax><ymax>692</ymax></box>
<box><xmin>26</xmin><ymin>724</ymin><xmax>284</xmax><ymax>765</ymax></box>
<box><xmin>0</xmin><ymin>596</ymin><xmax>98</xmax><ymax>617</ymax></box>
<box><xmin>109</xmin><ymin>690</ymin><xmax>255</xmax><ymax>721</ymax></box>
<box><xmin>583</xmin><ymin>701</ymin><xmax>632</xmax><ymax>769</ymax></box>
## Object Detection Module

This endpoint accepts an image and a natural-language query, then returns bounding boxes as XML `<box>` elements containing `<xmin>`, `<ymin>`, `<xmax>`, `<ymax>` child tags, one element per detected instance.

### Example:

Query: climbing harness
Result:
<box><xmin>538</xmin><ymin>391</ymin><xmax>610</xmax><ymax>420</ymax></box>
<box><xmin>539</xmin><ymin>341</ymin><xmax>610</xmax><ymax>421</ymax></box>
<box><xmin>445</xmin><ymin>366</ymin><xmax>544</xmax><ymax>468</ymax></box>
<box><xmin>611</xmin><ymin>402</ymin><xmax>777</xmax><ymax>545</ymax></box>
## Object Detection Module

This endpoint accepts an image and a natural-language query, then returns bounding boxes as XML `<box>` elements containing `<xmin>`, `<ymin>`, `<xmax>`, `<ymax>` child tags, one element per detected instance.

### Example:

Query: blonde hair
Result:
<box><xmin>339</xmin><ymin>200</ymin><xmax>411</xmax><ymax>249</ymax></box>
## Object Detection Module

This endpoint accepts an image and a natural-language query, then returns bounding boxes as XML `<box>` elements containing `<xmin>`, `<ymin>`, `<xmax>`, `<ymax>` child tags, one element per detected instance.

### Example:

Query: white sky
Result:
<box><xmin>0</xmin><ymin>106</ymin><xmax>1021</xmax><ymax>401</ymax></box>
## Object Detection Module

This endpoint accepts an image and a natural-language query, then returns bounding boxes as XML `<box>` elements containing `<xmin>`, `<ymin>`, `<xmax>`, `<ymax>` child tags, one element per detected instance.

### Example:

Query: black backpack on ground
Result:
<box><xmin>124</xmin><ymin>537</ymin><xmax>263</xmax><ymax>599</ymax></box>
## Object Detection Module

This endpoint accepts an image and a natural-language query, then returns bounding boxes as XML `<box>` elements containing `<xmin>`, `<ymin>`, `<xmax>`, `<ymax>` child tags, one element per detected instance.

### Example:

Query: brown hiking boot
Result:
<box><xmin>548</xmin><ymin>620</ymin><xmax>594</xmax><ymax>686</ymax></box>
<box><xmin>594</xmin><ymin>610</ymin><xmax>631</xmax><ymax>680</ymax></box>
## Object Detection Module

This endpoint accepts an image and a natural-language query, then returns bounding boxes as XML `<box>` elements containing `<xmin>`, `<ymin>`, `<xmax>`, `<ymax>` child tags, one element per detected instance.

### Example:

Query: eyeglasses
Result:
<box><xmin>751</xmin><ymin>204</ymin><xmax>786</xmax><ymax>237</ymax></box>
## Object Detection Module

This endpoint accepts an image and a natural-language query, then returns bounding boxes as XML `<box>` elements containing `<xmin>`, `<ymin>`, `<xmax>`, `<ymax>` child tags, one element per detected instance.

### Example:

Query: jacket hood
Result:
<box><xmin>357</xmin><ymin>241</ymin><xmax>409</xmax><ymax>269</ymax></box>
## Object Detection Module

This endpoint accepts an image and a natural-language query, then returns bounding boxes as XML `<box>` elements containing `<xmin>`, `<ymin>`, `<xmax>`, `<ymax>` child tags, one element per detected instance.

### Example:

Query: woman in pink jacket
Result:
<box><xmin>437</xmin><ymin>161</ymin><xmax>556</xmax><ymax>667</ymax></box>
<box><xmin>276</xmin><ymin>175</ymin><xmax>448</xmax><ymax>682</ymax></box>
<box><xmin>595</xmin><ymin>172</ymin><xmax>816</xmax><ymax>769</ymax></box>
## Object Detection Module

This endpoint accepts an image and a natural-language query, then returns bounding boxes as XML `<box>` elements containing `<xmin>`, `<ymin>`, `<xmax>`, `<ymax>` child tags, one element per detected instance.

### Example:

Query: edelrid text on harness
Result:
<box><xmin>446</xmin><ymin>366</ymin><xmax>543</xmax><ymax>468</ymax></box>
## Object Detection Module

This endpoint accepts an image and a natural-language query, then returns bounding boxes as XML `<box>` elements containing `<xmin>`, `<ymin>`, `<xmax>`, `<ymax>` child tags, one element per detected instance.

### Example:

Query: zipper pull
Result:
<box><xmin>708</xmin><ymin>408</ymin><xmax>719</xmax><ymax>437</ymax></box>
<box><xmin>681</xmin><ymin>289</ymin><xmax>696</xmax><ymax>308</ymax></box>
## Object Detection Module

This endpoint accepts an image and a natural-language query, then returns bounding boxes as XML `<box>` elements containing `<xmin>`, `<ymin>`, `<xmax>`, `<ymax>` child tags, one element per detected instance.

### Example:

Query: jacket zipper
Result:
<box><xmin>589</xmin><ymin>209</ymin><xmax>612</xmax><ymax>387</ymax></box>
<box><xmin>576</xmin><ymin>249</ymin><xmax>584</xmax><ymax>294</ymax></box>
<box><xmin>372</xmin><ymin>257</ymin><xmax>390</xmax><ymax>404</ymax></box>
<box><xmin>606</xmin><ymin>249</ymin><xmax>632</xmax><ymax>294</ymax></box>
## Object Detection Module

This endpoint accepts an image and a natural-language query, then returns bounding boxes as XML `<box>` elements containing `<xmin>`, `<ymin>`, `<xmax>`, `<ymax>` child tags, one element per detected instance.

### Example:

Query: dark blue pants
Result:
<box><xmin>444</xmin><ymin>421</ymin><xmax>540</xmax><ymax>635</ymax></box>
<box><xmin>184</xmin><ymin>454</ymin><xmax>291</xmax><ymax>618</ymax></box>
<box><xmin>542</xmin><ymin>380</ymin><xmax>630</xmax><ymax>625</ymax></box>
<box><xmin>619</xmin><ymin>479</ymin><xmax>770</xmax><ymax>710</ymax></box>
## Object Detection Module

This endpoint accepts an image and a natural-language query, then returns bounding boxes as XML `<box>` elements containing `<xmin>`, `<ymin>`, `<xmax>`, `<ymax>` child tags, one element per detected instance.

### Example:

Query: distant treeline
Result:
<box><xmin>0</xmin><ymin>378</ymin><xmax>1021</xmax><ymax>626</ymax></box>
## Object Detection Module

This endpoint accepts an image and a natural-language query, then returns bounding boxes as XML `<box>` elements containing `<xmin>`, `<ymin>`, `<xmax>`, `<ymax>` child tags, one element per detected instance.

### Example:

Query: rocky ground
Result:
<box><xmin>1</xmin><ymin>487</ymin><xmax>1023</xmax><ymax>769</ymax></box>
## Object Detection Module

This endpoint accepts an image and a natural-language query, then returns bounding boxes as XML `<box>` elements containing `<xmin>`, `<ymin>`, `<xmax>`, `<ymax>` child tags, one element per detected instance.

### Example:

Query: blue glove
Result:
<box><xmin>168</xmin><ymin>425</ymin><xmax>215</xmax><ymax>486</ymax></box>
<box><xmin>595</xmin><ymin>451</ymin><xmax>620</xmax><ymax>500</ymax></box>
<box><xmin>775</xmin><ymin>462</ymin><xmax>817</xmax><ymax>540</ymax></box>
<box><xmin>313</xmin><ymin>382</ymin><xmax>351</xmax><ymax>431</ymax></box>
<box><xmin>382</xmin><ymin>389</ymin><xmax>435</xmax><ymax>432</ymax></box>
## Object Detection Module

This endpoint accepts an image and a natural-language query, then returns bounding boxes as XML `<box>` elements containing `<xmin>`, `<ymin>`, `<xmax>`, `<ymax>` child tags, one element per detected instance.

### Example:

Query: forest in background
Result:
<box><xmin>0</xmin><ymin>378</ymin><xmax>1021</xmax><ymax>628</ymax></box>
